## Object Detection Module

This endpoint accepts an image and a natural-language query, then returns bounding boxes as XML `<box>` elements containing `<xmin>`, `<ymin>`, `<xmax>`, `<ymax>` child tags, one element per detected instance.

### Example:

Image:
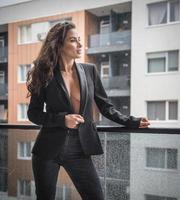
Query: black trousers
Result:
<box><xmin>32</xmin><ymin>129</ymin><xmax>104</xmax><ymax>200</ymax></box>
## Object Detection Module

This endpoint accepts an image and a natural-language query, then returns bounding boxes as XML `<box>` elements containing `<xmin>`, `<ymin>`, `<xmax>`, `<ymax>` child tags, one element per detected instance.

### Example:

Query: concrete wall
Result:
<box><xmin>130</xmin><ymin>133</ymin><xmax>180</xmax><ymax>200</ymax></box>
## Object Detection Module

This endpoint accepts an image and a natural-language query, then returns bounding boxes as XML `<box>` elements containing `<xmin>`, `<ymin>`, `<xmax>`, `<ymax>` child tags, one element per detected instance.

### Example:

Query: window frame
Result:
<box><xmin>17</xmin><ymin>103</ymin><xmax>29</xmax><ymax>121</ymax></box>
<box><xmin>147</xmin><ymin>0</ymin><xmax>180</xmax><ymax>27</ymax></box>
<box><xmin>17</xmin><ymin>141</ymin><xmax>34</xmax><ymax>160</ymax></box>
<box><xmin>18</xmin><ymin>18</ymin><xmax>72</xmax><ymax>45</ymax></box>
<box><xmin>146</xmin><ymin>50</ymin><xmax>179</xmax><ymax>74</ymax></box>
<box><xmin>145</xmin><ymin>147</ymin><xmax>178</xmax><ymax>171</ymax></box>
<box><xmin>146</xmin><ymin>100</ymin><xmax>178</xmax><ymax>122</ymax></box>
<box><xmin>145</xmin><ymin>193</ymin><xmax>178</xmax><ymax>200</ymax></box>
<box><xmin>0</xmin><ymin>38</ymin><xmax>5</xmax><ymax>47</ymax></box>
<box><xmin>101</xmin><ymin>61</ymin><xmax>110</xmax><ymax>78</ymax></box>
<box><xmin>17</xmin><ymin>64</ymin><xmax>32</xmax><ymax>83</ymax></box>
<box><xmin>18</xmin><ymin>24</ymin><xmax>32</xmax><ymax>44</ymax></box>
<box><xmin>17</xmin><ymin>179</ymin><xmax>32</xmax><ymax>197</ymax></box>
<box><xmin>0</xmin><ymin>71</ymin><xmax>5</xmax><ymax>84</ymax></box>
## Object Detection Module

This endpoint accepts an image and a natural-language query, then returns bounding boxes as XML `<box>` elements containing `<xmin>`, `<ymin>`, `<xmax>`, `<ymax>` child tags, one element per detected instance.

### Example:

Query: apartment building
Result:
<box><xmin>0</xmin><ymin>25</ymin><xmax>8</xmax><ymax>123</ymax></box>
<box><xmin>0</xmin><ymin>22</ymin><xmax>8</xmax><ymax>198</ymax></box>
<box><xmin>130</xmin><ymin>0</ymin><xmax>180</xmax><ymax>199</ymax></box>
<box><xmin>0</xmin><ymin>0</ymin><xmax>179</xmax><ymax>199</ymax></box>
<box><xmin>0</xmin><ymin>0</ymin><xmax>133</xmax><ymax>199</ymax></box>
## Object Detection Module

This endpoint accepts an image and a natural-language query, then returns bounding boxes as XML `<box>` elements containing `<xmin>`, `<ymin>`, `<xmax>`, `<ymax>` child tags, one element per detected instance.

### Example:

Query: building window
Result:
<box><xmin>147</xmin><ymin>50</ymin><xmax>179</xmax><ymax>73</ymax></box>
<box><xmin>56</xmin><ymin>184</ymin><xmax>71</xmax><ymax>200</ymax></box>
<box><xmin>146</xmin><ymin>147</ymin><xmax>178</xmax><ymax>170</ymax></box>
<box><xmin>0</xmin><ymin>104</ymin><xmax>7</xmax><ymax>121</ymax></box>
<box><xmin>101</xmin><ymin>62</ymin><xmax>110</xmax><ymax>78</ymax></box>
<box><xmin>18</xmin><ymin>19</ymin><xmax>72</xmax><ymax>44</ymax></box>
<box><xmin>0</xmin><ymin>71</ymin><xmax>5</xmax><ymax>83</ymax></box>
<box><xmin>18</xmin><ymin>64</ymin><xmax>31</xmax><ymax>83</ymax></box>
<box><xmin>0</xmin><ymin>38</ymin><xmax>5</xmax><ymax>47</ymax></box>
<box><xmin>17</xmin><ymin>103</ymin><xmax>28</xmax><ymax>121</ymax></box>
<box><xmin>18</xmin><ymin>22</ymin><xmax>49</xmax><ymax>44</ymax></box>
<box><xmin>148</xmin><ymin>0</ymin><xmax>180</xmax><ymax>25</ymax></box>
<box><xmin>145</xmin><ymin>194</ymin><xmax>177</xmax><ymax>200</ymax></box>
<box><xmin>170</xmin><ymin>0</ymin><xmax>180</xmax><ymax>22</ymax></box>
<box><xmin>18</xmin><ymin>179</ymin><xmax>31</xmax><ymax>196</ymax></box>
<box><xmin>147</xmin><ymin>101</ymin><xmax>178</xmax><ymax>121</ymax></box>
<box><xmin>18</xmin><ymin>25</ymin><xmax>32</xmax><ymax>44</ymax></box>
<box><xmin>31</xmin><ymin>22</ymin><xmax>50</xmax><ymax>42</ymax></box>
<box><xmin>17</xmin><ymin>141</ymin><xmax>32</xmax><ymax>159</ymax></box>
<box><xmin>100</xmin><ymin>19</ymin><xmax>110</xmax><ymax>34</ymax></box>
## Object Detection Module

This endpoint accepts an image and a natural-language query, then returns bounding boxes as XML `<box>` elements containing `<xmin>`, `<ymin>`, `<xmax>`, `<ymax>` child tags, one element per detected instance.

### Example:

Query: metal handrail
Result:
<box><xmin>0</xmin><ymin>123</ymin><xmax>179</xmax><ymax>134</ymax></box>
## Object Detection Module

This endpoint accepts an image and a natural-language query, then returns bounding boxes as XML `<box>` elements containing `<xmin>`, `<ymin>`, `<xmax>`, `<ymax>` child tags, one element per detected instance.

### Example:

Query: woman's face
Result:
<box><xmin>60</xmin><ymin>28</ymin><xmax>82</xmax><ymax>59</ymax></box>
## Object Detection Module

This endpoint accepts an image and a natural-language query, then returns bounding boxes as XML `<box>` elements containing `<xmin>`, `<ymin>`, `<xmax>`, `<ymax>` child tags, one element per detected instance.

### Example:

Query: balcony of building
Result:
<box><xmin>86</xmin><ymin>2</ymin><xmax>131</xmax><ymax>55</ymax></box>
<box><xmin>0</xmin><ymin>124</ymin><xmax>180</xmax><ymax>200</ymax></box>
<box><xmin>102</xmin><ymin>73</ymin><xmax>130</xmax><ymax>90</ymax></box>
<box><xmin>94</xmin><ymin>51</ymin><xmax>131</xmax><ymax>97</ymax></box>
<box><xmin>87</xmin><ymin>31</ymin><xmax>131</xmax><ymax>55</ymax></box>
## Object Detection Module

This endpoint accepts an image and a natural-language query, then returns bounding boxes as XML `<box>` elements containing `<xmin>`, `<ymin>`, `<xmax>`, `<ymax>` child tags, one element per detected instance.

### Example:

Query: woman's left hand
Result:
<box><xmin>139</xmin><ymin>117</ymin><xmax>150</xmax><ymax>128</ymax></box>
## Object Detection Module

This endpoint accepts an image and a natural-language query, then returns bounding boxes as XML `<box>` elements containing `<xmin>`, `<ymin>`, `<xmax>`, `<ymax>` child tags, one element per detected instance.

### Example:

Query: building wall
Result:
<box><xmin>131</xmin><ymin>133</ymin><xmax>180</xmax><ymax>200</ymax></box>
<box><xmin>131</xmin><ymin>0</ymin><xmax>180</xmax><ymax>128</ymax></box>
<box><xmin>8</xmin><ymin>129</ymin><xmax>35</xmax><ymax>196</ymax></box>
<box><xmin>130</xmin><ymin>0</ymin><xmax>180</xmax><ymax>199</ymax></box>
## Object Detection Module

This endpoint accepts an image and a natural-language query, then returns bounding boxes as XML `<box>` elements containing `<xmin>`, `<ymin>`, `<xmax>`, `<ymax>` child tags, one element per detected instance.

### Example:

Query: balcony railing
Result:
<box><xmin>0</xmin><ymin>47</ymin><xmax>8</xmax><ymax>63</ymax></box>
<box><xmin>101</xmin><ymin>75</ymin><xmax>130</xmax><ymax>90</ymax></box>
<box><xmin>0</xmin><ymin>124</ymin><xmax>180</xmax><ymax>200</ymax></box>
<box><xmin>87</xmin><ymin>31</ymin><xmax>131</xmax><ymax>54</ymax></box>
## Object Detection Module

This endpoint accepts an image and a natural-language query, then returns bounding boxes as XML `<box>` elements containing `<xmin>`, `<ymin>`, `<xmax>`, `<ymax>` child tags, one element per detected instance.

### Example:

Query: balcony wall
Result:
<box><xmin>0</xmin><ymin>47</ymin><xmax>8</xmax><ymax>63</ymax></box>
<box><xmin>87</xmin><ymin>31</ymin><xmax>131</xmax><ymax>54</ymax></box>
<box><xmin>0</xmin><ymin>124</ymin><xmax>180</xmax><ymax>200</ymax></box>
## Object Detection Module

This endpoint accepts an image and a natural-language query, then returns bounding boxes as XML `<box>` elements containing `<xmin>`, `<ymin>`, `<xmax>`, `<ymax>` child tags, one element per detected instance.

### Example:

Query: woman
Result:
<box><xmin>27</xmin><ymin>21</ymin><xmax>150</xmax><ymax>200</ymax></box>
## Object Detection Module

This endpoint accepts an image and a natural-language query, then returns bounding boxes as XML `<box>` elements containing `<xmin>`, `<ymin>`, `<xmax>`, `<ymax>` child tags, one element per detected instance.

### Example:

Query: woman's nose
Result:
<box><xmin>78</xmin><ymin>41</ymin><xmax>82</xmax><ymax>47</ymax></box>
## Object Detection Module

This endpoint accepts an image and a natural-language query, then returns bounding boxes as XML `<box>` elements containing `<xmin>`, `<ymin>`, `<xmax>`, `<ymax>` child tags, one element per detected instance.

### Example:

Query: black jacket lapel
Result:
<box><xmin>54</xmin><ymin>66</ymin><xmax>74</xmax><ymax>113</ymax></box>
<box><xmin>75</xmin><ymin>63</ymin><xmax>88</xmax><ymax>116</ymax></box>
<box><xmin>54</xmin><ymin>62</ymin><xmax>88</xmax><ymax>115</ymax></box>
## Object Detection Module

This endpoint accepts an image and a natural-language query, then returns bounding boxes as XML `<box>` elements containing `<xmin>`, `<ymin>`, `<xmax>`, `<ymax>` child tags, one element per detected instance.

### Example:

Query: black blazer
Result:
<box><xmin>28</xmin><ymin>62</ymin><xmax>141</xmax><ymax>159</ymax></box>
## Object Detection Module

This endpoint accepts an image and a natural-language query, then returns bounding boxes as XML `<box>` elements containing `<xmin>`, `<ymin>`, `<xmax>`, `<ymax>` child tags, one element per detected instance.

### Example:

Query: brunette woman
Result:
<box><xmin>27</xmin><ymin>21</ymin><xmax>150</xmax><ymax>200</ymax></box>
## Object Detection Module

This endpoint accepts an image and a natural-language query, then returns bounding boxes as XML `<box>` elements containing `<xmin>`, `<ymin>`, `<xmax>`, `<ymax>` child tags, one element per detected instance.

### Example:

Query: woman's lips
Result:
<box><xmin>77</xmin><ymin>50</ymin><xmax>82</xmax><ymax>54</ymax></box>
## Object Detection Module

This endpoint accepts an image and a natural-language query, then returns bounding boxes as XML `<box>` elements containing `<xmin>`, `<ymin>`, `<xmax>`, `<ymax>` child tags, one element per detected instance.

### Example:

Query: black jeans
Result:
<box><xmin>32</xmin><ymin>129</ymin><xmax>104</xmax><ymax>200</ymax></box>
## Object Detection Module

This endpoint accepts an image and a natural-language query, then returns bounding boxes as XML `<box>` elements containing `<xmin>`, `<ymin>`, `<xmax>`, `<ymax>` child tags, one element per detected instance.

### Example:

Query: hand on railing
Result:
<box><xmin>139</xmin><ymin>117</ymin><xmax>150</xmax><ymax>128</ymax></box>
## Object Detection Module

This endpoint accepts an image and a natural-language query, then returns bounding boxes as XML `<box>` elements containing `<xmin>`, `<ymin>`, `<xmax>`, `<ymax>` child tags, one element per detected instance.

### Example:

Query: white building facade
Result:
<box><xmin>131</xmin><ymin>1</ymin><xmax>180</xmax><ymax>200</ymax></box>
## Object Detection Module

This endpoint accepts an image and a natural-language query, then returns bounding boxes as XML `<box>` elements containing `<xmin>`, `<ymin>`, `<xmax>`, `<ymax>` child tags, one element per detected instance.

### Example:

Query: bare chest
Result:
<box><xmin>61</xmin><ymin>70</ymin><xmax>80</xmax><ymax>101</ymax></box>
<box><xmin>61</xmin><ymin>70</ymin><xmax>81</xmax><ymax>114</ymax></box>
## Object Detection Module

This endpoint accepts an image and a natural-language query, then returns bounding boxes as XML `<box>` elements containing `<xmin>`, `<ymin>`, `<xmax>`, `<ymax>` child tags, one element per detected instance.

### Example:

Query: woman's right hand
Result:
<box><xmin>65</xmin><ymin>114</ymin><xmax>85</xmax><ymax>129</ymax></box>
<box><xmin>139</xmin><ymin>117</ymin><xmax>150</xmax><ymax>128</ymax></box>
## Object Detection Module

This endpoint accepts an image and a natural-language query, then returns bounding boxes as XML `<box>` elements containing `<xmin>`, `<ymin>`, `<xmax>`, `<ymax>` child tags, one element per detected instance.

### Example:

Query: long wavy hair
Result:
<box><xmin>26</xmin><ymin>21</ymin><xmax>76</xmax><ymax>97</ymax></box>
